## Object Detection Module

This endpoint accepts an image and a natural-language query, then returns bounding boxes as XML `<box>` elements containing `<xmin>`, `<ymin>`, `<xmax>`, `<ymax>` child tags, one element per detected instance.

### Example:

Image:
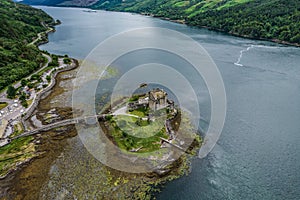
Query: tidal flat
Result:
<box><xmin>0</xmin><ymin>66</ymin><xmax>200</xmax><ymax>200</ymax></box>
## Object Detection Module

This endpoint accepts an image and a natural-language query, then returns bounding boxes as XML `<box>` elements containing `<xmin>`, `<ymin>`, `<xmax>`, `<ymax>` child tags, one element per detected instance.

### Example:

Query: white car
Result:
<box><xmin>0</xmin><ymin>111</ymin><xmax>4</xmax><ymax>114</ymax></box>
<box><xmin>20</xmin><ymin>109</ymin><xmax>24</xmax><ymax>113</ymax></box>
<box><xmin>13</xmin><ymin>103</ymin><xmax>18</xmax><ymax>107</ymax></box>
<box><xmin>14</xmin><ymin>100</ymin><xmax>18</xmax><ymax>103</ymax></box>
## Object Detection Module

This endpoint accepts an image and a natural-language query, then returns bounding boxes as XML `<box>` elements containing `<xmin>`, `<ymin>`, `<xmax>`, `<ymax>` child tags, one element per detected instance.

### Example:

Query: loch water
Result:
<box><xmin>38</xmin><ymin>6</ymin><xmax>300</xmax><ymax>200</ymax></box>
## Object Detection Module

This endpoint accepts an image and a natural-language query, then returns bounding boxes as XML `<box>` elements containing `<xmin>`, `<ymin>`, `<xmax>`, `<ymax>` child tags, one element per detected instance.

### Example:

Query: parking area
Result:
<box><xmin>0</xmin><ymin>100</ymin><xmax>25</xmax><ymax>121</ymax></box>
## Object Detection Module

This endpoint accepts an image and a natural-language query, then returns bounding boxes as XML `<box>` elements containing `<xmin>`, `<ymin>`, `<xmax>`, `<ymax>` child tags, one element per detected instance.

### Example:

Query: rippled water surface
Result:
<box><xmin>38</xmin><ymin>6</ymin><xmax>300</xmax><ymax>200</ymax></box>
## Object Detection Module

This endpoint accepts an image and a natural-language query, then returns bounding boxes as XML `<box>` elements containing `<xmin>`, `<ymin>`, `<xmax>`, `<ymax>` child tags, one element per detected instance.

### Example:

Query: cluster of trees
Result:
<box><xmin>189</xmin><ymin>0</ymin><xmax>300</xmax><ymax>44</ymax></box>
<box><xmin>6</xmin><ymin>85</ymin><xmax>17</xmax><ymax>99</ymax></box>
<box><xmin>92</xmin><ymin>0</ymin><xmax>300</xmax><ymax>45</ymax></box>
<box><xmin>0</xmin><ymin>0</ymin><xmax>54</xmax><ymax>91</ymax></box>
<box><xmin>63</xmin><ymin>56</ymin><xmax>72</xmax><ymax>64</ymax></box>
<box><xmin>7</xmin><ymin>84</ymin><xmax>29</xmax><ymax>107</ymax></box>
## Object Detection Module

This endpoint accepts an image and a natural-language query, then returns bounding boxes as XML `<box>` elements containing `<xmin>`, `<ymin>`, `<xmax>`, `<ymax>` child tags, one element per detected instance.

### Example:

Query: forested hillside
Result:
<box><xmin>92</xmin><ymin>0</ymin><xmax>300</xmax><ymax>45</ymax></box>
<box><xmin>0</xmin><ymin>0</ymin><xmax>54</xmax><ymax>91</ymax></box>
<box><xmin>22</xmin><ymin>0</ymin><xmax>99</xmax><ymax>6</ymax></box>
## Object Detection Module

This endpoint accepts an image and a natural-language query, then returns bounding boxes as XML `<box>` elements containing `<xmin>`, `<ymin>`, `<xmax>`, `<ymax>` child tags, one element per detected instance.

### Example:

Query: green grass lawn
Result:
<box><xmin>114</xmin><ymin>115</ymin><xmax>165</xmax><ymax>138</ymax></box>
<box><xmin>108</xmin><ymin>115</ymin><xmax>168</xmax><ymax>153</ymax></box>
<box><xmin>128</xmin><ymin>107</ymin><xmax>149</xmax><ymax>118</ymax></box>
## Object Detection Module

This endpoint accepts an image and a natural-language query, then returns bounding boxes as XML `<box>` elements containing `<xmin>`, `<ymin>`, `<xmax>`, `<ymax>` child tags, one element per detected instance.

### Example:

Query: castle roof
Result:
<box><xmin>149</xmin><ymin>88</ymin><xmax>167</xmax><ymax>101</ymax></box>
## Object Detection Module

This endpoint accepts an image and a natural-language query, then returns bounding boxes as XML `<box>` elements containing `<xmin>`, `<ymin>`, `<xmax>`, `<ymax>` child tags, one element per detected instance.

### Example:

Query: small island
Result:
<box><xmin>105</xmin><ymin>88</ymin><xmax>177</xmax><ymax>153</ymax></box>
<box><xmin>100</xmin><ymin>86</ymin><xmax>201</xmax><ymax>170</ymax></box>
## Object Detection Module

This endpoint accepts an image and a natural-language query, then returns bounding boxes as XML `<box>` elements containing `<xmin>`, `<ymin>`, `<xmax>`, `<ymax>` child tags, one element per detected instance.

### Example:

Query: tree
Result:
<box><xmin>27</xmin><ymin>82</ymin><xmax>34</xmax><ymax>89</ymax></box>
<box><xmin>63</xmin><ymin>58</ymin><xmax>71</xmax><ymax>64</ymax></box>
<box><xmin>30</xmin><ymin>74</ymin><xmax>40</xmax><ymax>81</ymax></box>
<box><xmin>21</xmin><ymin>79</ymin><xmax>28</xmax><ymax>87</ymax></box>
<box><xmin>46</xmin><ymin>75</ymin><xmax>51</xmax><ymax>82</ymax></box>
<box><xmin>7</xmin><ymin>85</ymin><xmax>16</xmax><ymax>99</ymax></box>
<box><xmin>19</xmin><ymin>92</ymin><xmax>26</xmax><ymax>101</ymax></box>
<box><xmin>21</xmin><ymin>100</ymin><xmax>28</xmax><ymax>108</ymax></box>
<box><xmin>19</xmin><ymin>92</ymin><xmax>28</xmax><ymax>108</ymax></box>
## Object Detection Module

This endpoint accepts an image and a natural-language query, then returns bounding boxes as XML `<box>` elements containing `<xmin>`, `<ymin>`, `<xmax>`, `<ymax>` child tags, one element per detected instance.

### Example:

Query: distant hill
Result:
<box><xmin>0</xmin><ymin>0</ymin><xmax>54</xmax><ymax>91</ymax></box>
<box><xmin>92</xmin><ymin>0</ymin><xmax>300</xmax><ymax>45</ymax></box>
<box><xmin>21</xmin><ymin>0</ymin><xmax>300</xmax><ymax>45</ymax></box>
<box><xmin>21</xmin><ymin>0</ymin><xmax>99</xmax><ymax>6</ymax></box>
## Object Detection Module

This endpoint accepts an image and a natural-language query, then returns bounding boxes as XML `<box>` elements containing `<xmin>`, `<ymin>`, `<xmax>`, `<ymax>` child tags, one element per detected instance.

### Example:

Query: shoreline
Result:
<box><xmin>33</xmin><ymin>5</ymin><xmax>300</xmax><ymax>47</ymax></box>
<box><xmin>0</xmin><ymin>17</ymin><xmax>79</xmax><ymax>179</ymax></box>
<box><xmin>0</xmin><ymin>59</ymin><xmax>79</xmax><ymax>180</ymax></box>
<box><xmin>141</xmin><ymin>13</ymin><xmax>300</xmax><ymax>48</ymax></box>
<box><xmin>0</xmin><ymin>9</ymin><xmax>201</xmax><ymax>198</ymax></box>
<box><xmin>0</xmin><ymin>65</ymin><xmax>201</xmax><ymax>199</ymax></box>
<box><xmin>101</xmin><ymin>8</ymin><xmax>300</xmax><ymax>48</ymax></box>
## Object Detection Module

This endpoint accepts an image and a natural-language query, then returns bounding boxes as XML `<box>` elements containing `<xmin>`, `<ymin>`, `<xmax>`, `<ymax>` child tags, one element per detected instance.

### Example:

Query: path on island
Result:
<box><xmin>113</xmin><ymin>106</ymin><xmax>140</xmax><ymax>118</ymax></box>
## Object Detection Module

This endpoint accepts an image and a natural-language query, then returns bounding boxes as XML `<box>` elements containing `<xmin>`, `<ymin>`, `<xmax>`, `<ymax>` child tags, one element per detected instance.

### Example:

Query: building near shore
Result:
<box><xmin>148</xmin><ymin>88</ymin><xmax>167</xmax><ymax>111</ymax></box>
<box><xmin>127</xmin><ymin>88</ymin><xmax>168</xmax><ymax>111</ymax></box>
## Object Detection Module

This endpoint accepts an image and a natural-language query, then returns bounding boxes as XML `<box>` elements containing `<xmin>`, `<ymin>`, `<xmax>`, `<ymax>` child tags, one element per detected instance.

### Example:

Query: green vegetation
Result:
<box><xmin>128</xmin><ymin>107</ymin><xmax>149</xmax><ymax>117</ymax></box>
<box><xmin>92</xmin><ymin>0</ymin><xmax>300</xmax><ymax>45</ymax></box>
<box><xmin>111</xmin><ymin>114</ymin><xmax>167</xmax><ymax>149</ymax></box>
<box><xmin>37</xmin><ymin>54</ymin><xmax>59</xmax><ymax>76</ymax></box>
<box><xmin>9</xmin><ymin>122</ymin><xmax>25</xmax><ymax>138</ymax></box>
<box><xmin>19</xmin><ymin>92</ymin><xmax>29</xmax><ymax>108</ymax></box>
<box><xmin>0</xmin><ymin>102</ymin><xmax>8</xmax><ymax>110</ymax></box>
<box><xmin>105</xmin><ymin>95</ymin><xmax>174</xmax><ymax>153</ymax></box>
<box><xmin>0</xmin><ymin>0</ymin><xmax>54</xmax><ymax>91</ymax></box>
<box><xmin>6</xmin><ymin>85</ymin><xmax>17</xmax><ymax>99</ymax></box>
<box><xmin>129</xmin><ymin>94</ymin><xmax>140</xmax><ymax>102</ymax></box>
<box><xmin>0</xmin><ymin>136</ymin><xmax>35</xmax><ymax>177</ymax></box>
<box><xmin>108</xmin><ymin>117</ymin><xmax>167</xmax><ymax>152</ymax></box>
<box><xmin>107</xmin><ymin>107</ymin><xmax>168</xmax><ymax>152</ymax></box>
<box><xmin>63</xmin><ymin>57</ymin><xmax>72</xmax><ymax>64</ymax></box>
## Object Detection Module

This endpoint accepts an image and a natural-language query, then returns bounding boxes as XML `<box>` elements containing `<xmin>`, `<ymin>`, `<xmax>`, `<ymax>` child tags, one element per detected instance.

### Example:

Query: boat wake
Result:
<box><xmin>234</xmin><ymin>45</ymin><xmax>255</xmax><ymax>67</ymax></box>
<box><xmin>233</xmin><ymin>45</ymin><xmax>291</xmax><ymax>77</ymax></box>
<box><xmin>234</xmin><ymin>44</ymin><xmax>282</xmax><ymax>67</ymax></box>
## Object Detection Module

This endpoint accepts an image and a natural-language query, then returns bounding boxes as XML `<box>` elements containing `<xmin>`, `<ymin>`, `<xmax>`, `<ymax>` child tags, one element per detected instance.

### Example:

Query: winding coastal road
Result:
<box><xmin>28</xmin><ymin>26</ymin><xmax>54</xmax><ymax>46</ymax></box>
<box><xmin>0</xmin><ymin>53</ymin><xmax>52</xmax><ymax>122</ymax></box>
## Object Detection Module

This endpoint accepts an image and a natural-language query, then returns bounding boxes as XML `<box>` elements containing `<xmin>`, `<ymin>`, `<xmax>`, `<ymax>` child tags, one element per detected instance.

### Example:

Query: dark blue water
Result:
<box><xmin>38</xmin><ymin>6</ymin><xmax>300</xmax><ymax>200</ymax></box>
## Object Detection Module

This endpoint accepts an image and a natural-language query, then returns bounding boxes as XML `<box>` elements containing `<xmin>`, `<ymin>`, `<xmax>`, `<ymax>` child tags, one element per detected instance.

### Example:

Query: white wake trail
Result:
<box><xmin>234</xmin><ymin>44</ymin><xmax>284</xmax><ymax>67</ymax></box>
<box><xmin>234</xmin><ymin>45</ymin><xmax>255</xmax><ymax>66</ymax></box>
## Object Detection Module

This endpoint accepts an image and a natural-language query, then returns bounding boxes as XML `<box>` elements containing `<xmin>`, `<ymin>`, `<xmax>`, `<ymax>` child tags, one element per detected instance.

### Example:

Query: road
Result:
<box><xmin>0</xmin><ymin>53</ymin><xmax>52</xmax><ymax>122</ymax></box>
<box><xmin>0</xmin><ymin>53</ymin><xmax>52</xmax><ymax>97</ymax></box>
<box><xmin>28</xmin><ymin>27</ymin><xmax>54</xmax><ymax>46</ymax></box>
<box><xmin>11</xmin><ymin>114</ymin><xmax>110</xmax><ymax>140</ymax></box>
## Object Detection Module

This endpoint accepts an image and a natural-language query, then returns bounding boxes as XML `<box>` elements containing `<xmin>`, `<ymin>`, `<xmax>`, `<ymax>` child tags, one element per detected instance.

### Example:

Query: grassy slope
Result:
<box><xmin>92</xmin><ymin>0</ymin><xmax>300</xmax><ymax>45</ymax></box>
<box><xmin>0</xmin><ymin>0</ymin><xmax>54</xmax><ymax>91</ymax></box>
